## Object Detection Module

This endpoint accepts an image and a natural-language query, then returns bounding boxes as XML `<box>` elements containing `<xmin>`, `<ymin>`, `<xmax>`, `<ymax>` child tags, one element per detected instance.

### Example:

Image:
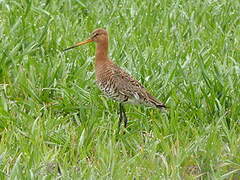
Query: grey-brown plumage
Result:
<box><xmin>96</xmin><ymin>60</ymin><xmax>166</xmax><ymax>109</ymax></box>
<box><xmin>64</xmin><ymin>28</ymin><xmax>166</xmax><ymax>129</ymax></box>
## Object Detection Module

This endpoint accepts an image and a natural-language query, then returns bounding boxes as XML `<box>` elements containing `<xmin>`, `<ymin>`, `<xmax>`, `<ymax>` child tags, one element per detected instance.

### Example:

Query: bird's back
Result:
<box><xmin>96</xmin><ymin>60</ymin><xmax>166</xmax><ymax>109</ymax></box>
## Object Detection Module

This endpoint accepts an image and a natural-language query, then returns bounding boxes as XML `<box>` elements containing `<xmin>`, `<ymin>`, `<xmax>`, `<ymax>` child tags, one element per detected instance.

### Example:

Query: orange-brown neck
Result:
<box><xmin>95</xmin><ymin>38</ymin><xmax>109</xmax><ymax>67</ymax></box>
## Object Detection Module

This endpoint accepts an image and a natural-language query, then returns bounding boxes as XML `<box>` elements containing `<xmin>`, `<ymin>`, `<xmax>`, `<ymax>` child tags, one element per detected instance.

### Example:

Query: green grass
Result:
<box><xmin>0</xmin><ymin>0</ymin><xmax>240</xmax><ymax>179</ymax></box>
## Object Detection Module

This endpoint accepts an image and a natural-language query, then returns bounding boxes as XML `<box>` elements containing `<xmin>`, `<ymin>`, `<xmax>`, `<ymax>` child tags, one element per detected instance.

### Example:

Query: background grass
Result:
<box><xmin>0</xmin><ymin>0</ymin><xmax>240</xmax><ymax>179</ymax></box>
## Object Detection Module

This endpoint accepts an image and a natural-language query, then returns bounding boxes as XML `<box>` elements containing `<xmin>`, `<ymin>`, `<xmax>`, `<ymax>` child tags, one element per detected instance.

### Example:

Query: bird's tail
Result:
<box><xmin>147</xmin><ymin>93</ymin><xmax>167</xmax><ymax>109</ymax></box>
<box><xmin>156</xmin><ymin>103</ymin><xmax>167</xmax><ymax>109</ymax></box>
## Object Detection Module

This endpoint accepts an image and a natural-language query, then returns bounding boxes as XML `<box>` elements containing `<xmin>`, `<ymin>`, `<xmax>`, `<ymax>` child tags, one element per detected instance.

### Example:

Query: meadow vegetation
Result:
<box><xmin>0</xmin><ymin>0</ymin><xmax>240</xmax><ymax>179</ymax></box>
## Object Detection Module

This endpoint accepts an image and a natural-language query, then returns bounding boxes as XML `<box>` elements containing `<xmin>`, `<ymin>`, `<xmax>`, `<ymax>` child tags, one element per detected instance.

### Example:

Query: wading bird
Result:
<box><xmin>64</xmin><ymin>29</ymin><xmax>166</xmax><ymax>129</ymax></box>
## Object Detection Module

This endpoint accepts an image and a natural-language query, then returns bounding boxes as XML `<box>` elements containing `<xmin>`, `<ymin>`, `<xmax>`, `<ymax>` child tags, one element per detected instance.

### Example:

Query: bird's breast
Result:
<box><xmin>97</xmin><ymin>79</ymin><xmax>126</xmax><ymax>102</ymax></box>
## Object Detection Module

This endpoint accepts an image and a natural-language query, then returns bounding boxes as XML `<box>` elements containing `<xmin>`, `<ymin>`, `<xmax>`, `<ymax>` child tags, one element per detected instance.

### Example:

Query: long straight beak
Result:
<box><xmin>63</xmin><ymin>39</ymin><xmax>93</xmax><ymax>51</ymax></box>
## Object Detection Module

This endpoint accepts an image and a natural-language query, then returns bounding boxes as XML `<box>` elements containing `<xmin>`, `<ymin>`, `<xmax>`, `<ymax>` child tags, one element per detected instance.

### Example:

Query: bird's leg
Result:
<box><xmin>121</xmin><ymin>104</ymin><xmax>128</xmax><ymax>128</ymax></box>
<box><xmin>118</xmin><ymin>103</ymin><xmax>123</xmax><ymax>129</ymax></box>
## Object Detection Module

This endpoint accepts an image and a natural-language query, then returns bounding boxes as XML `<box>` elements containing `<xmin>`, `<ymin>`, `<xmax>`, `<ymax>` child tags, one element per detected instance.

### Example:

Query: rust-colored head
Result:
<box><xmin>64</xmin><ymin>28</ymin><xmax>108</xmax><ymax>51</ymax></box>
<box><xmin>90</xmin><ymin>28</ymin><xmax>108</xmax><ymax>43</ymax></box>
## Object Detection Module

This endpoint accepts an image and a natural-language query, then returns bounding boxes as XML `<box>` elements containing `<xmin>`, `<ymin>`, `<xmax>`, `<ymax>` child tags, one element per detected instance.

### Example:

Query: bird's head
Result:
<box><xmin>64</xmin><ymin>28</ymin><xmax>108</xmax><ymax>51</ymax></box>
<box><xmin>90</xmin><ymin>28</ymin><xmax>108</xmax><ymax>43</ymax></box>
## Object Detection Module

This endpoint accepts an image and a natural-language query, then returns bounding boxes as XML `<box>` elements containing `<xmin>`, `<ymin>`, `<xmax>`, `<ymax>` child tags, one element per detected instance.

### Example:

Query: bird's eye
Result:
<box><xmin>91</xmin><ymin>32</ymin><xmax>99</xmax><ymax>38</ymax></box>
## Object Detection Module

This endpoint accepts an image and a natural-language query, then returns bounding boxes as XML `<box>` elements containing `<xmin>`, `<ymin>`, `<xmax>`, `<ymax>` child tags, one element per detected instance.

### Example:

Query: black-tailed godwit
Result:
<box><xmin>64</xmin><ymin>29</ymin><xmax>166</xmax><ymax>129</ymax></box>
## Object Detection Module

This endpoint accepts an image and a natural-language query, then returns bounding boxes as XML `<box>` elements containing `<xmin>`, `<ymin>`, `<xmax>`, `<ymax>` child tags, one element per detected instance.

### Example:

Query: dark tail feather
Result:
<box><xmin>156</xmin><ymin>103</ymin><xmax>167</xmax><ymax>109</ymax></box>
<box><xmin>147</xmin><ymin>94</ymin><xmax>167</xmax><ymax>109</ymax></box>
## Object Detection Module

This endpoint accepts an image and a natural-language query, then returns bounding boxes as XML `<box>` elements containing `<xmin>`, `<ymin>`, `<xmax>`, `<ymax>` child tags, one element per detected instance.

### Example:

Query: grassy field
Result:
<box><xmin>0</xmin><ymin>0</ymin><xmax>240</xmax><ymax>179</ymax></box>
